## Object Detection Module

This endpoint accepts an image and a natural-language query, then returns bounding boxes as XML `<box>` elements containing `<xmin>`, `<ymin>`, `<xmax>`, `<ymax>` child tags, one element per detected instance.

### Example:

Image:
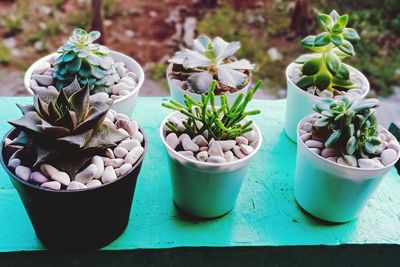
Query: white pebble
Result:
<box><xmin>30</xmin><ymin>171</ymin><xmax>49</xmax><ymax>184</ymax></box>
<box><xmin>380</xmin><ymin>148</ymin><xmax>397</xmax><ymax>166</ymax></box>
<box><xmin>196</xmin><ymin>151</ymin><xmax>208</xmax><ymax>161</ymax></box>
<box><xmin>119</xmin><ymin>76</ymin><xmax>137</xmax><ymax>87</ymax></box>
<box><xmin>32</xmin><ymin>61</ymin><xmax>51</xmax><ymax>75</ymax></box>
<box><xmin>217</xmin><ymin>140</ymin><xmax>236</xmax><ymax>152</ymax></box>
<box><xmin>166</xmin><ymin>133</ymin><xmax>179</xmax><ymax>150</ymax></box>
<box><xmin>15</xmin><ymin>165</ymin><xmax>31</xmax><ymax>181</ymax></box>
<box><xmin>67</xmin><ymin>181</ymin><xmax>87</xmax><ymax>190</ymax></box>
<box><xmin>178</xmin><ymin>133</ymin><xmax>190</xmax><ymax>142</ymax></box>
<box><xmin>115</xmin><ymin>113</ymin><xmax>130</xmax><ymax>121</ymax></box>
<box><xmin>116</xmin><ymin>163</ymin><xmax>133</xmax><ymax>176</ymax></box>
<box><xmin>105</xmin><ymin>148</ymin><xmax>115</xmax><ymax>159</ymax></box>
<box><xmin>7</xmin><ymin>158</ymin><xmax>21</xmax><ymax>170</ymax></box>
<box><xmin>51</xmin><ymin>171</ymin><xmax>70</xmax><ymax>186</ymax></box>
<box><xmin>75</xmin><ymin>164</ymin><xmax>97</xmax><ymax>184</ymax></box>
<box><xmin>358</xmin><ymin>158</ymin><xmax>375</xmax><ymax>169</ymax></box>
<box><xmin>192</xmin><ymin>135</ymin><xmax>208</xmax><ymax>146</ymax></box>
<box><xmin>112</xmin><ymin>83</ymin><xmax>134</xmax><ymax>95</ymax></box>
<box><xmin>235</xmin><ymin>136</ymin><xmax>248</xmax><ymax>145</ymax></box>
<box><xmin>91</xmin><ymin>156</ymin><xmax>104</xmax><ymax>179</ymax></box>
<box><xmin>386</xmin><ymin>140</ymin><xmax>400</xmax><ymax>153</ymax></box>
<box><xmin>90</xmin><ymin>92</ymin><xmax>110</xmax><ymax>102</ymax></box>
<box><xmin>240</xmin><ymin>144</ymin><xmax>254</xmax><ymax>155</ymax></box>
<box><xmin>208</xmin><ymin>139</ymin><xmax>224</xmax><ymax>157</ymax></box>
<box><xmin>321</xmin><ymin>148</ymin><xmax>339</xmax><ymax>158</ymax></box>
<box><xmin>300</xmin><ymin>133</ymin><xmax>312</xmax><ymax>142</ymax></box>
<box><xmin>302</xmin><ymin>122</ymin><xmax>313</xmax><ymax>132</ymax></box>
<box><xmin>182</xmin><ymin>138</ymin><xmax>199</xmax><ymax>152</ymax></box>
<box><xmin>86</xmin><ymin>179</ymin><xmax>102</xmax><ymax>188</ymax></box>
<box><xmin>207</xmin><ymin>156</ymin><xmax>226</xmax><ymax>163</ymax></box>
<box><xmin>32</xmin><ymin>74</ymin><xmax>53</xmax><ymax>86</ymax></box>
<box><xmin>124</xmin><ymin>146</ymin><xmax>144</xmax><ymax>164</ymax></box>
<box><xmin>233</xmin><ymin>145</ymin><xmax>246</xmax><ymax>159</ymax></box>
<box><xmin>305</xmin><ymin>140</ymin><xmax>324</xmax><ymax>148</ymax></box>
<box><xmin>115</xmin><ymin>119</ymin><xmax>138</xmax><ymax>136</ymax></box>
<box><xmin>119</xmin><ymin>139</ymin><xmax>141</xmax><ymax>151</ymax></box>
<box><xmin>41</xmin><ymin>181</ymin><xmax>61</xmax><ymax>190</ymax></box>
<box><xmin>132</xmin><ymin>131</ymin><xmax>144</xmax><ymax>143</ymax></box>
<box><xmin>40</xmin><ymin>164</ymin><xmax>59</xmax><ymax>177</ymax></box>
<box><xmin>372</xmin><ymin>157</ymin><xmax>384</xmax><ymax>168</ymax></box>
<box><xmin>104</xmin><ymin>158</ymin><xmax>124</xmax><ymax>168</ymax></box>
<box><xmin>243</xmin><ymin>131</ymin><xmax>256</xmax><ymax>142</ymax></box>
<box><xmin>114</xmin><ymin>146</ymin><xmax>129</xmax><ymax>158</ymax></box>
<box><xmin>102</xmin><ymin>166</ymin><xmax>117</xmax><ymax>183</ymax></box>
<box><xmin>224</xmin><ymin>151</ymin><xmax>234</xmax><ymax>162</ymax></box>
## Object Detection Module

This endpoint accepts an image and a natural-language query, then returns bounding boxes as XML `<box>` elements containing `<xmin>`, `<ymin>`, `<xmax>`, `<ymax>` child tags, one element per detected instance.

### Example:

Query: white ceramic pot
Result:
<box><xmin>24</xmin><ymin>51</ymin><xmax>145</xmax><ymax>117</ymax></box>
<box><xmin>160</xmin><ymin>111</ymin><xmax>262</xmax><ymax>218</ymax></box>
<box><xmin>295</xmin><ymin>115</ymin><xmax>400</xmax><ymax>223</ymax></box>
<box><xmin>284</xmin><ymin>62</ymin><xmax>369</xmax><ymax>143</ymax></box>
<box><xmin>166</xmin><ymin>64</ymin><xmax>251</xmax><ymax>106</ymax></box>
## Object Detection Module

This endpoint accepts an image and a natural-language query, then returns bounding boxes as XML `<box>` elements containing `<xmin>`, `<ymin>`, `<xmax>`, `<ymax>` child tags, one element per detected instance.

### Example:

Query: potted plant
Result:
<box><xmin>0</xmin><ymin>80</ymin><xmax>146</xmax><ymax>250</ymax></box>
<box><xmin>24</xmin><ymin>28</ymin><xmax>144</xmax><ymax>116</ymax></box>
<box><xmin>167</xmin><ymin>35</ymin><xmax>255</xmax><ymax>105</ymax></box>
<box><xmin>285</xmin><ymin>10</ymin><xmax>370</xmax><ymax>142</ymax></box>
<box><xmin>295</xmin><ymin>97</ymin><xmax>400</xmax><ymax>223</ymax></box>
<box><xmin>160</xmin><ymin>80</ymin><xmax>262</xmax><ymax>218</ymax></box>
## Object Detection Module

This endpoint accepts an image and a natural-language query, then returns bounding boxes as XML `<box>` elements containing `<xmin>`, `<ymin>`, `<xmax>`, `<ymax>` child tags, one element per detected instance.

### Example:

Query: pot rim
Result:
<box><xmin>24</xmin><ymin>51</ymin><xmax>145</xmax><ymax>105</ymax></box>
<box><xmin>0</xmin><ymin>126</ymin><xmax>147</xmax><ymax>193</ymax></box>
<box><xmin>166</xmin><ymin>63</ymin><xmax>252</xmax><ymax>97</ymax></box>
<box><xmin>297</xmin><ymin>114</ymin><xmax>400</xmax><ymax>172</ymax></box>
<box><xmin>159</xmin><ymin>110</ymin><xmax>262</xmax><ymax>168</ymax></box>
<box><xmin>286</xmin><ymin>60</ymin><xmax>370</xmax><ymax>101</ymax></box>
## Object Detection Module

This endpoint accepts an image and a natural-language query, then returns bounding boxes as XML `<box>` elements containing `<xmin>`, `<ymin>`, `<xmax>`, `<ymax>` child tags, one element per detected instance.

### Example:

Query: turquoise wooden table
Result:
<box><xmin>0</xmin><ymin>97</ymin><xmax>399</xmax><ymax>266</ymax></box>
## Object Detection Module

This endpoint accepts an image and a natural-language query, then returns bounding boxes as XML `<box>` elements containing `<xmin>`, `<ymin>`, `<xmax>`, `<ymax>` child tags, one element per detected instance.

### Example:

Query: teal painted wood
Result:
<box><xmin>0</xmin><ymin>97</ymin><xmax>400</xmax><ymax>253</ymax></box>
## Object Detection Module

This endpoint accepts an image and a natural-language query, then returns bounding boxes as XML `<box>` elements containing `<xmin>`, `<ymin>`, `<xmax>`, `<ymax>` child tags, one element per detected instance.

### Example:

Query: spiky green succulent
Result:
<box><xmin>296</xmin><ymin>10</ymin><xmax>361</xmax><ymax>92</ymax></box>
<box><xmin>162</xmin><ymin>80</ymin><xmax>261</xmax><ymax>140</ymax></box>
<box><xmin>8</xmin><ymin>79</ymin><xmax>128</xmax><ymax>177</ymax></box>
<box><xmin>53</xmin><ymin>28</ymin><xmax>115</xmax><ymax>94</ymax></box>
<box><xmin>313</xmin><ymin>97</ymin><xmax>381</xmax><ymax>158</ymax></box>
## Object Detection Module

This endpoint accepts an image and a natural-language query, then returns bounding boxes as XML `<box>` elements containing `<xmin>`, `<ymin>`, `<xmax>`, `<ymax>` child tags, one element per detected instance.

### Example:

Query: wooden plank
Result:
<box><xmin>0</xmin><ymin>97</ymin><xmax>399</xmax><ymax>254</ymax></box>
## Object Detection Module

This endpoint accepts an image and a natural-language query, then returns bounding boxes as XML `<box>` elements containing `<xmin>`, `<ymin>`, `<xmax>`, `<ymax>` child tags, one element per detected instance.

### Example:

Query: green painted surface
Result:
<box><xmin>1</xmin><ymin>97</ymin><xmax>400</xmax><ymax>253</ymax></box>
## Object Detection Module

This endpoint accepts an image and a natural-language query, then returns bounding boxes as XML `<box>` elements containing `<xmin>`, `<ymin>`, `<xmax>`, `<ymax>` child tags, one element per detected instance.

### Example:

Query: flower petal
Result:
<box><xmin>193</xmin><ymin>35</ymin><xmax>212</xmax><ymax>53</ymax></box>
<box><xmin>169</xmin><ymin>49</ymin><xmax>211</xmax><ymax>69</ymax></box>
<box><xmin>220</xmin><ymin>59</ymin><xmax>255</xmax><ymax>70</ymax></box>
<box><xmin>213</xmin><ymin>37</ymin><xmax>241</xmax><ymax>62</ymax></box>
<box><xmin>217</xmin><ymin>66</ymin><xmax>247</xmax><ymax>88</ymax></box>
<box><xmin>188</xmin><ymin>72</ymin><xmax>213</xmax><ymax>93</ymax></box>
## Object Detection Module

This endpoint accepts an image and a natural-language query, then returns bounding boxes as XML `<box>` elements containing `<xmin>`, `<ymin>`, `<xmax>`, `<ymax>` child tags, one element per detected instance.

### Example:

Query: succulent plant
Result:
<box><xmin>169</xmin><ymin>35</ymin><xmax>255</xmax><ymax>94</ymax></box>
<box><xmin>8</xmin><ymin>79</ymin><xmax>128</xmax><ymax>177</ymax></box>
<box><xmin>162</xmin><ymin>80</ymin><xmax>262</xmax><ymax>140</ymax></box>
<box><xmin>295</xmin><ymin>10</ymin><xmax>361</xmax><ymax>92</ymax></box>
<box><xmin>313</xmin><ymin>97</ymin><xmax>381</xmax><ymax>158</ymax></box>
<box><xmin>53</xmin><ymin>28</ymin><xmax>117</xmax><ymax>94</ymax></box>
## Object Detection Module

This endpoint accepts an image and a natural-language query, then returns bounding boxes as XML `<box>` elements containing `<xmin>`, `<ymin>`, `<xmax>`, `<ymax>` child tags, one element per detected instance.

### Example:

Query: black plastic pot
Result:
<box><xmin>0</xmin><ymin>128</ymin><xmax>146</xmax><ymax>251</ymax></box>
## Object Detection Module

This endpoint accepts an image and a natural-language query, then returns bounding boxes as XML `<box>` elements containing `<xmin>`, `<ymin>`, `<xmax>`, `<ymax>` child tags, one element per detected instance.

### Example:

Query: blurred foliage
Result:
<box><xmin>1</xmin><ymin>14</ymin><xmax>22</xmax><ymax>36</ymax></box>
<box><xmin>0</xmin><ymin>43</ymin><xmax>11</xmax><ymax>64</ymax></box>
<box><xmin>67</xmin><ymin>9</ymin><xmax>91</xmax><ymax>29</ymax></box>
<box><xmin>150</xmin><ymin>62</ymin><xmax>168</xmax><ymax>89</ymax></box>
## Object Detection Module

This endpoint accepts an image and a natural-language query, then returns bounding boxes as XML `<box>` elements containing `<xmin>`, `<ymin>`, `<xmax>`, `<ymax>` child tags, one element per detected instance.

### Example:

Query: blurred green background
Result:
<box><xmin>0</xmin><ymin>0</ymin><xmax>399</xmax><ymax>98</ymax></box>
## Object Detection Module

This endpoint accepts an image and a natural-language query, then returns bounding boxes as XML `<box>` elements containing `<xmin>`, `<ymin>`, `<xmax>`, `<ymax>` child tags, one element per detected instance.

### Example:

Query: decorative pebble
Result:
<box><xmin>358</xmin><ymin>158</ymin><xmax>375</xmax><ymax>168</ymax></box>
<box><xmin>114</xmin><ymin>146</ymin><xmax>129</xmax><ymax>158</ymax></box>
<box><xmin>119</xmin><ymin>139</ymin><xmax>141</xmax><ymax>151</ymax></box>
<box><xmin>115</xmin><ymin>119</ymin><xmax>137</xmax><ymax>136</ymax></box>
<box><xmin>124</xmin><ymin>146</ymin><xmax>144</xmax><ymax>164</ymax></box>
<box><xmin>302</xmin><ymin>122</ymin><xmax>313</xmax><ymax>132</ymax></box>
<box><xmin>67</xmin><ymin>181</ymin><xmax>87</xmax><ymax>190</ymax></box>
<box><xmin>75</xmin><ymin>164</ymin><xmax>97</xmax><ymax>184</ymax></box>
<box><xmin>372</xmin><ymin>157</ymin><xmax>384</xmax><ymax>168</ymax></box>
<box><xmin>235</xmin><ymin>136</ymin><xmax>248</xmax><ymax>145</ymax></box>
<box><xmin>102</xmin><ymin>166</ymin><xmax>117</xmax><ymax>183</ymax></box>
<box><xmin>119</xmin><ymin>90</ymin><xmax>130</xmax><ymax>96</ymax></box>
<box><xmin>51</xmin><ymin>171</ymin><xmax>70</xmax><ymax>186</ymax></box>
<box><xmin>243</xmin><ymin>131</ymin><xmax>256</xmax><ymax>142</ymax></box>
<box><xmin>115</xmin><ymin>113</ymin><xmax>130</xmax><ymax>121</ymax></box>
<box><xmin>217</xmin><ymin>140</ymin><xmax>236</xmax><ymax>152</ymax></box>
<box><xmin>91</xmin><ymin>156</ymin><xmax>104</xmax><ymax>179</ymax></box>
<box><xmin>233</xmin><ymin>145</ymin><xmax>246</xmax><ymax>159</ymax></box>
<box><xmin>321</xmin><ymin>148</ymin><xmax>339</xmax><ymax>158</ymax></box>
<box><xmin>199</xmin><ymin>146</ymin><xmax>208</xmax><ymax>152</ymax></box>
<box><xmin>166</xmin><ymin>133</ymin><xmax>179</xmax><ymax>150</ymax></box>
<box><xmin>104</xmin><ymin>158</ymin><xmax>124</xmax><ymax>168</ymax></box>
<box><xmin>178</xmin><ymin>133</ymin><xmax>190</xmax><ymax>142</ymax></box>
<box><xmin>249</xmin><ymin>140</ymin><xmax>259</xmax><ymax>149</ymax></box>
<box><xmin>309</xmin><ymin>148</ymin><xmax>320</xmax><ymax>154</ymax></box>
<box><xmin>380</xmin><ymin>149</ymin><xmax>397</xmax><ymax>166</ymax></box>
<box><xmin>119</xmin><ymin>77</ymin><xmax>137</xmax><ymax>87</ymax></box>
<box><xmin>300</xmin><ymin>133</ymin><xmax>312</xmax><ymax>142</ymax></box>
<box><xmin>86</xmin><ymin>179</ymin><xmax>102</xmax><ymax>188</ymax></box>
<box><xmin>386</xmin><ymin>140</ymin><xmax>400</xmax><ymax>153</ymax></box>
<box><xmin>90</xmin><ymin>92</ymin><xmax>110</xmax><ymax>102</ymax></box>
<box><xmin>192</xmin><ymin>135</ymin><xmax>208</xmax><ymax>146</ymax></box>
<box><xmin>240</xmin><ymin>144</ymin><xmax>254</xmax><ymax>155</ymax></box>
<box><xmin>105</xmin><ymin>148</ymin><xmax>115</xmax><ymax>159</ymax></box>
<box><xmin>305</xmin><ymin>140</ymin><xmax>324</xmax><ymax>148</ymax></box>
<box><xmin>15</xmin><ymin>165</ymin><xmax>31</xmax><ymax>181</ymax></box>
<box><xmin>40</xmin><ymin>164</ymin><xmax>59</xmax><ymax>177</ymax></box>
<box><xmin>344</xmin><ymin>155</ymin><xmax>357</xmax><ymax>167</ymax></box>
<box><xmin>132</xmin><ymin>131</ymin><xmax>144</xmax><ymax>143</ymax></box>
<box><xmin>196</xmin><ymin>151</ymin><xmax>208</xmax><ymax>162</ymax></box>
<box><xmin>32</xmin><ymin>61</ymin><xmax>51</xmax><ymax>75</ymax></box>
<box><xmin>30</xmin><ymin>171</ymin><xmax>49</xmax><ymax>184</ymax></box>
<box><xmin>208</xmin><ymin>139</ymin><xmax>224</xmax><ymax>157</ymax></box>
<box><xmin>224</xmin><ymin>151</ymin><xmax>234</xmax><ymax>162</ymax></box>
<box><xmin>7</xmin><ymin>158</ymin><xmax>21</xmax><ymax>170</ymax></box>
<box><xmin>41</xmin><ymin>181</ymin><xmax>61</xmax><ymax>190</ymax></box>
<box><xmin>32</xmin><ymin>74</ymin><xmax>53</xmax><ymax>86</ymax></box>
<box><xmin>118</xmin><ymin>128</ymin><xmax>130</xmax><ymax>136</ymax></box>
<box><xmin>207</xmin><ymin>156</ymin><xmax>226</xmax><ymax>163</ymax></box>
<box><xmin>182</xmin><ymin>138</ymin><xmax>199</xmax><ymax>152</ymax></box>
<box><xmin>116</xmin><ymin>163</ymin><xmax>133</xmax><ymax>176</ymax></box>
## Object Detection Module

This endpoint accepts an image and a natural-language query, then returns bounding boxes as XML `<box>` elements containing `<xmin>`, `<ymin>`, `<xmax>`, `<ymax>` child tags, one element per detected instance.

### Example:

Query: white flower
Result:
<box><xmin>169</xmin><ymin>36</ymin><xmax>254</xmax><ymax>93</ymax></box>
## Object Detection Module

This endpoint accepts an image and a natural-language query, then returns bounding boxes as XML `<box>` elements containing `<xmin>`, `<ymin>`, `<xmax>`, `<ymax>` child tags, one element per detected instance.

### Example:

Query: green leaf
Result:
<box><xmin>62</xmin><ymin>51</ymin><xmax>76</xmax><ymax>63</ymax></box>
<box><xmin>338</xmin><ymin>40</ymin><xmax>355</xmax><ymax>56</ymax></box>
<box><xmin>329</xmin><ymin>10</ymin><xmax>340</xmax><ymax>22</ymax></box>
<box><xmin>314</xmin><ymin>32</ymin><xmax>331</xmax><ymax>46</ymax></box>
<box><xmin>300</xmin><ymin>35</ymin><xmax>316</xmax><ymax>48</ymax></box>
<box><xmin>325</xmin><ymin>130</ymin><xmax>341</xmax><ymax>147</ymax></box>
<box><xmin>315</xmin><ymin>71</ymin><xmax>331</xmax><ymax>90</ymax></box>
<box><xmin>346</xmin><ymin>136</ymin><xmax>356</xmax><ymax>155</ymax></box>
<box><xmin>297</xmin><ymin>76</ymin><xmax>314</xmax><ymax>89</ymax></box>
<box><xmin>314</xmin><ymin>117</ymin><xmax>330</xmax><ymax>127</ymax></box>
<box><xmin>335</xmin><ymin>65</ymin><xmax>350</xmax><ymax>80</ymax></box>
<box><xmin>69</xmin><ymin>85</ymin><xmax>90</xmax><ymax>121</ymax></box>
<box><xmin>364</xmin><ymin>142</ymin><xmax>376</xmax><ymax>154</ymax></box>
<box><xmin>326</xmin><ymin>52</ymin><xmax>342</xmax><ymax>75</ymax></box>
<box><xmin>16</xmin><ymin>103</ymin><xmax>35</xmax><ymax>114</ymax></box>
<box><xmin>302</xmin><ymin>57</ymin><xmax>321</xmax><ymax>75</ymax></box>
<box><xmin>84</xmin><ymin>121</ymin><xmax>128</xmax><ymax>149</ymax></box>
<box><xmin>73</xmin><ymin>28</ymin><xmax>87</xmax><ymax>37</ymax></box>
<box><xmin>67</xmin><ymin>57</ymin><xmax>82</xmax><ymax>73</ymax></box>
<box><xmin>57</xmin><ymin>130</ymin><xmax>93</xmax><ymax>148</ymax></box>
<box><xmin>74</xmin><ymin>100</ymin><xmax>110</xmax><ymax>133</ymax></box>
<box><xmin>8</xmin><ymin>111</ymin><xmax>42</xmax><ymax>133</ymax></box>
<box><xmin>342</xmin><ymin>28</ymin><xmax>360</xmax><ymax>41</ymax></box>
<box><xmin>330</xmin><ymin>34</ymin><xmax>343</xmax><ymax>46</ymax></box>
<box><xmin>62</xmin><ymin>78</ymin><xmax>83</xmax><ymax>98</ymax></box>
<box><xmin>332</xmin><ymin>15</ymin><xmax>348</xmax><ymax>33</ymax></box>
<box><xmin>87</xmin><ymin>31</ymin><xmax>101</xmax><ymax>43</ymax></box>
<box><xmin>318</xmin><ymin>14</ymin><xmax>333</xmax><ymax>29</ymax></box>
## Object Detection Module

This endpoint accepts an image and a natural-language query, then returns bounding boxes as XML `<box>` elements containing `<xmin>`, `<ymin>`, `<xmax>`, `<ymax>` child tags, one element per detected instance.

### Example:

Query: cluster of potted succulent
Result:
<box><xmin>0</xmin><ymin>9</ymin><xmax>399</xmax><ymax>251</ymax></box>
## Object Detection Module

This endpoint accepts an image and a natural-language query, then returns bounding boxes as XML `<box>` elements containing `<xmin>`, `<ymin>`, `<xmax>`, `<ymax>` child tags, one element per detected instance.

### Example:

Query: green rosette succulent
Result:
<box><xmin>53</xmin><ymin>28</ymin><xmax>115</xmax><ymax>94</ymax></box>
<box><xmin>296</xmin><ymin>10</ymin><xmax>361</xmax><ymax>92</ymax></box>
<box><xmin>313</xmin><ymin>97</ymin><xmax>381</xmax><ymax>158</ymax></box>
<box><xmin>8</xmin><ymin>79</ymin><xmax>128</xmax><ymax>177</ymax></box>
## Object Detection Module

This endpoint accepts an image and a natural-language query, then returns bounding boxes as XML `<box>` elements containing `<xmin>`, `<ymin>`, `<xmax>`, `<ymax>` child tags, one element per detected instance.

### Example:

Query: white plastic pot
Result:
<box><xmin>284</xmin><ymin>62</ymin><xmax>369</xmax><ymax>143</ymax></box>
<box><xmin>166</xmin><ymin>64</ymin><xmax>251</xmax><ymax>106</ymax></box>
<box><xmin>295</xmin><ymin>115</ymin><xmax>400</xmax><ymax>223</ymax></box>
<box><xmin>24</xmin><ymin>51</ymin><xmax>145</xmax><ymax>117</ymax></box>
<box><xmin>160</xmin><ymin>111</ymin><xmax>262</xmax><ymax>218</ymax></box>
